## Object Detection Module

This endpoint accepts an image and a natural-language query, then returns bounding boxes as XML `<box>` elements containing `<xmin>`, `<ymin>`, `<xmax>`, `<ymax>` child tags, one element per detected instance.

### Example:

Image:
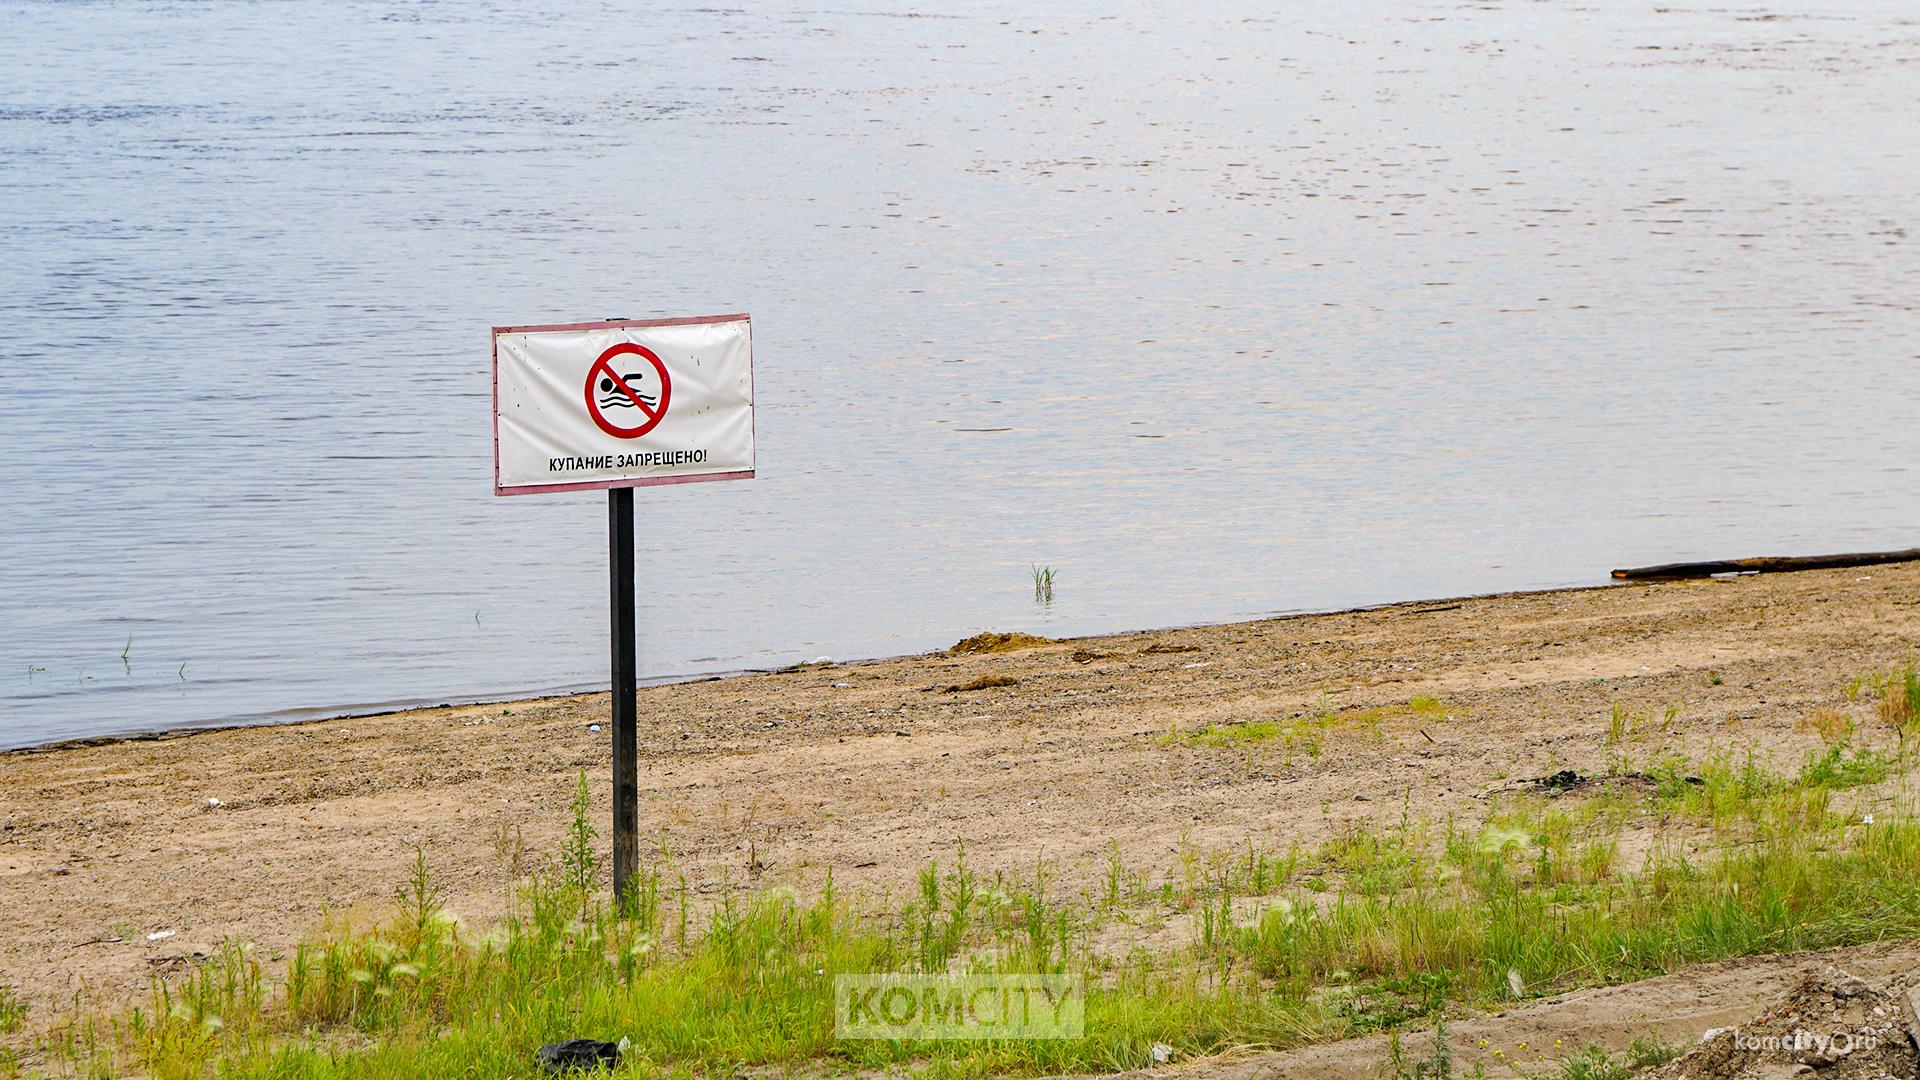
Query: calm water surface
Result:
<box><xmin>3</xmin><ymin>1</ymin><xmax>1917</xmax><ymax>749</ymax></box>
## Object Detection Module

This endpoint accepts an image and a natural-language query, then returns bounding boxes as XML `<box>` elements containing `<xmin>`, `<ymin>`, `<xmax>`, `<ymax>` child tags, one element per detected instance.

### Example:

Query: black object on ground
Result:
<box><xmin>1482</xmin><ymin>769</ymin><xmax>1699</xmax><ymax>800</ymax></box>
<box><xmin>1611</xmin><ymin>547</ymin><xmax>1920</xmax><ymax>581</ymax></box>
<box><xmin>1537</xmin><ymin>768</ymin><xmax>1586</xmax><ymax>793</ymax></box>
<box><xmin>536</xmin><ymin>1040</ymin><xmax>621</xmax><ymax>1073</ymax></box>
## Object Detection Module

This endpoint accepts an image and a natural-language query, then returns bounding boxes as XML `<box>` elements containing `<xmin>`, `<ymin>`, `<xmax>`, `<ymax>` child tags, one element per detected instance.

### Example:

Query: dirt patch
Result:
<box><xmin>1648</xmin><ymin>967</ymin><xmax>1919</xmax><ymax>1080</ymax></box>
<box><xmin>949</xmin><ymin>631</ymin><xmax>1055</xmax><ymax>655</ymax></box>
<box><xmin>943</xmin><ymin>675</ymin><xmax>1019</xmax><ymax>693</ymax></box>
<box><xmin>1142</xmin><ymin>941</ymin><xmax>1920</xmax><ymax>1080</ymax></box>
<box><xmin>1488</xmin><ymin>768</ymin><xmax>1670</xmax><ymax>799</ymax></box>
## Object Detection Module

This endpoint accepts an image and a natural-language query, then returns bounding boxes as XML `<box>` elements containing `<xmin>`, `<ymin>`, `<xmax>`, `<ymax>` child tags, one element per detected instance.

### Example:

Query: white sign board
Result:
<box><xmin>492</xmin><ymin>314</ymin><xmax>754</xmax><ymax>495</ymax></box>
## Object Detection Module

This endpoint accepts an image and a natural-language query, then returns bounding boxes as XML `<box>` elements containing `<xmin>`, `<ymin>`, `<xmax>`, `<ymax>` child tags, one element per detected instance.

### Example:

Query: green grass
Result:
<box><xmin>1231</xmin><ymin>802</ymin><xmax>1920</xmax><ymax>1011</ymax></box>
<box><xmin>1548</xmin><ymin>1038</ymin><xmax>1680</xmax><ymax>1080</ymax></box>
<box><xmin>1889</xmin><ymin>664</ymin><xmax>1919</xmax><ymax>733</ymax></box>
<box><xmin>560</xmin><ymin>771</ymin><xmax>599</xmax><ymax>894</ymax></box>
<box><xmin>1030</xmin><ymin>565</ymin><xmax>1055</xmax><ymax>603</ymax></box>
<box><xmin>1156</xmin><ymin>706</ymin><xmax>1385</xmax><ymax>756</ymax></box>
<box><xmin>1159</xmin><ymin>697</ymin><xmax>1455</xmax><ymax>754</ymax></box>
<box><xmin>1160</xmin><ymin>717</ymin><xmax>1291</xmax><ymax>748</ymax></box>
<box><xmin>85</xmin><ymin>866</ymin><xmax>1344</xmax><ymax>1080</ymax></box>
<box><xmin>1604</xmin><ymin>703</ymin><xmax>1676</xmax><ymax>746</ymax></box>
<box><xmin>1384</xmin><ymin>1016</ymin><xmax>1463</xmax><ymax>1079</ymax></box>
<box><xmin>11</xmin><ymin>717</ymin><xmax>1920</xmax><ymax>1078</ymax></box>
<box><xmin>1797</xmin><ymin>743</ymin><xmax>1898</xmax><ymax>790</ymax></box>
<box><xmin>1844</xmin><ymin>661</ymin><xmax>1919</xmax><ymax>734</ymax></box>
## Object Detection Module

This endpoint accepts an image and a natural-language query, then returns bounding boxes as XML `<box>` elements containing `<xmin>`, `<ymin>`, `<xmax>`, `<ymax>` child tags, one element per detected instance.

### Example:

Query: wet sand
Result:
<box><xmin>3</xmin><ymin>564</ymin><xmax>1918</xmax><ymax>1048</ymax></box>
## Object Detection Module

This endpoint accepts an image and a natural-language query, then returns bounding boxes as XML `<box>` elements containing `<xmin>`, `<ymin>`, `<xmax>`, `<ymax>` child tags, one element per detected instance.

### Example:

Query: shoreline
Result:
<box><xmin>3</xmin><ymin>561</ymin><xmax>1917</xmax><ymax>1019</ymax></box>
<box><xmin>2</xmin><ymin>576</ymin><xmax>1645</xmax><ymax>757</ymax></box>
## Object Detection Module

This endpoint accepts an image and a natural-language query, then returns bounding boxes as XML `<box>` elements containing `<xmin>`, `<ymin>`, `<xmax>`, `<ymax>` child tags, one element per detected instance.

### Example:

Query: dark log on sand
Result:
<box><xmin>1612</xmin><ymin>548</ymin><xmax>1920</xmax><ymax>581</ymax></box>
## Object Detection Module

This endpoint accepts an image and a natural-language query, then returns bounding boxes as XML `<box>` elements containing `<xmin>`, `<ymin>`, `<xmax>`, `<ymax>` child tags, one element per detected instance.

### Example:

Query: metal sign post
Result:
<box><xmin>607</xmin><ymin>486</ymin><xmax>638</xmax><ymax>899</ymax></box>
<box><xmin>492</xmin><ymin>313</ymin><xmax>754</xmax><ymax>905</ymax></box>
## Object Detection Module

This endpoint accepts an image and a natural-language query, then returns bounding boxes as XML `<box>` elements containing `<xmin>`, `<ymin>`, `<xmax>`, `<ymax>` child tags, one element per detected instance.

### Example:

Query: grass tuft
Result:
<box><xmin>1884</xmin><ymin>664</ymin><xmax>1919</xmax><ymax>733</ymax></box>
<box><xmin>1031</xmin><ymin>564</ymin><xmax>1056</xmax><ymax>603</ymax></box>
<box><xmin>1844</xmin><ymin>662</ymin><xmax>1919</xmax><ymax>734</ymax></box>
<box><xmin>0</xmin><ymin>984</ymin><xmax>22</xmax><ymax>1034</ymax></box>
<box><xmin>1605</xmin><ymin>703</ymin><xmax>1676</xmax><ymax>746</ymax></box>
<box><xmin>1550</xmin><ymin>1036</ymin><xmax>1681</xmax><ymax>1079</ymax></box>
<box><xmin>560</xmin><ymin>771</ymin><xmax>599</xmax><ymax>894</ymax></box>
<box><xmin>1158</xmin><ymin>705</ymin><xmax>1389</xmax><ymax>756</ymax></box>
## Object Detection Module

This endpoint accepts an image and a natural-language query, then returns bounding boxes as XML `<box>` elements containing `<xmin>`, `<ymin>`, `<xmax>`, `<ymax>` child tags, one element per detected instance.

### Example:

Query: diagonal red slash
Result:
<box><xmin>585</xmin><ymin>343</ymin><xmax>671</xmax><ymax>439</ymax></box>
<box><xmin>603</xmin><ymin>367</ymin><xmax>659</xmax><ymax>421</ymax></box>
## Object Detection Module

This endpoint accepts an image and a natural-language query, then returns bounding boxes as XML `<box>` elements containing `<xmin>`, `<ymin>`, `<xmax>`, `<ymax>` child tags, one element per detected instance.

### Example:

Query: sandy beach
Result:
<box><xmin>4</xmin><ymin>563</ymin><xmax>1919</xmax><ymax>1071</ymax></box>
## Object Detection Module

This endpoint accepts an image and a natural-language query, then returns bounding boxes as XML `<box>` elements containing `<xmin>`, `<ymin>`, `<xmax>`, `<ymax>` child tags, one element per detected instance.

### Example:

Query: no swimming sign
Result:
<box><xmin>488</xmin><ymin>311</ymin><xmax>753</xmax><ymax>901</ymax></box>
<box><xmin>491</xmin><ymin>314</ymin><xmax>754</xmax><ymax>495</ymax></box>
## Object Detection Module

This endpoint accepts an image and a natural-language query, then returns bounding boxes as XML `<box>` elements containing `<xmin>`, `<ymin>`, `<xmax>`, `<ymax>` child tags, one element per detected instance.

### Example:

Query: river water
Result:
<box><xmin>3</xmin><ymin>0</ymin><xmax>1917</xmax><ymax>750</ymax></box>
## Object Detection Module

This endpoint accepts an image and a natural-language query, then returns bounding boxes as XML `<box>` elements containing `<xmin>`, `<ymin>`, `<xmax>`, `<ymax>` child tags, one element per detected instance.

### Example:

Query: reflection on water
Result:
<box><xmin>2</xmin><ymin>1</ymin><xmax>1916</xmax><ymax>749</ymax></box>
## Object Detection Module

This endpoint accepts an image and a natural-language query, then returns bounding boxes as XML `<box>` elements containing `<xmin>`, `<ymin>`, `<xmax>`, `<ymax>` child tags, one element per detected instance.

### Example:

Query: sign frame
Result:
<box><xmin>490</xmin><ymin>312</ymin><xmax>755</xmax><ymax>497</ymax></box>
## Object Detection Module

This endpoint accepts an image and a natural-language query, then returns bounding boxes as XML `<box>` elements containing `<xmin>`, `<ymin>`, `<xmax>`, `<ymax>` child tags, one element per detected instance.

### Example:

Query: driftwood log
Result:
<box><xmin>1612</xmin><ymin>548</ymin><xmax>1920</xmax><ymax>581</ymax></box>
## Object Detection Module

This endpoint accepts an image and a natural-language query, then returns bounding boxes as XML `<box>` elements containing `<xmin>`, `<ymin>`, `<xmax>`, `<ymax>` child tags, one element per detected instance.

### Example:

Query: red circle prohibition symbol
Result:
<box><xmin>584</xmin><ymin>343</ymin><xmax>671</xmax><ymax>439</ymax></box>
